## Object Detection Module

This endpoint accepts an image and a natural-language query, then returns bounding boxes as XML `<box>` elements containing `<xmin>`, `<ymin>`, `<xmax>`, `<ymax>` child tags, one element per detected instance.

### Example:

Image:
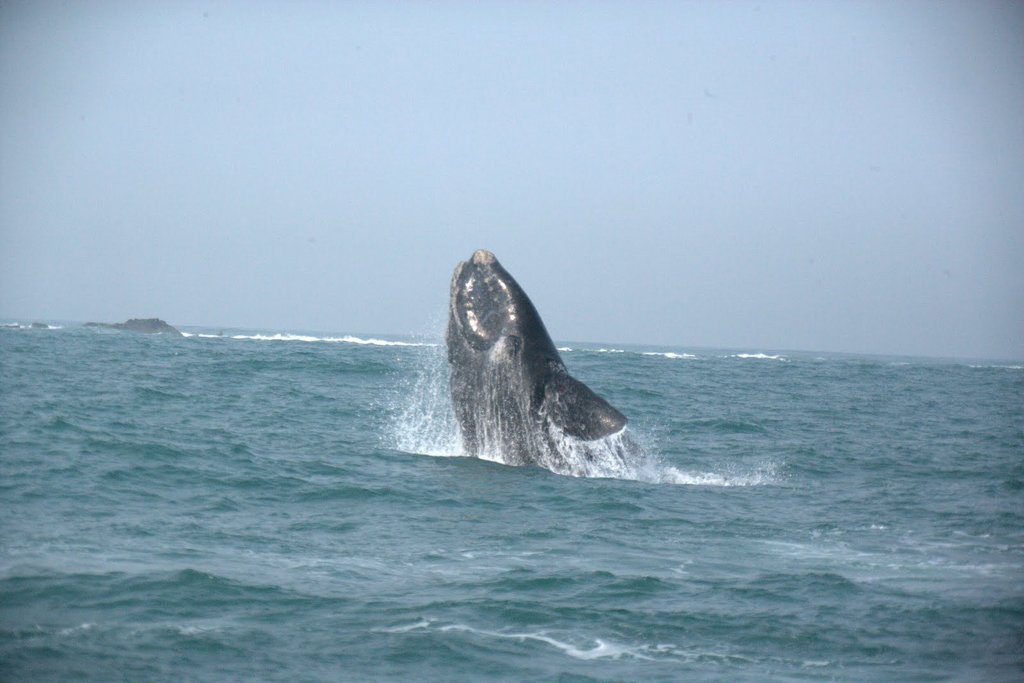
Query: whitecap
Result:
<box><xmin>382</xmin><ymin>620</ymin><xmax>755</xmax><ymax>665</ymax></box>
<box><xmin>1</xmin><ymin>322</ymin><xmax>62</xmax><ymax>330</ymax></box>
<box><xmin>228</xmin><ymin>333</ymin><xmax>432</xmax><ymax>346</ymax></box>
<box><xmin>437</xmin><ymin>624</ymin><xmax>653</xmax><ymax>661</ymax></box>
<box><xmin>176</xmin><ymin>624</ymin><xmax>215</xmax><ymax>636</ymax></box>
<box><xmin>730</xmin><ymin>353</ymin><xmax>787</xmax><ymax>361</ymax></box>
<box><xmin>642</xmin><ymin>351</ymin><xmax>697</xmax><ymax>360</ymax></box>
<box><xmin>326</xmin><ymin>335</ymin><xmax>434</xmax><ymax>347</ymax></box>
<box><xmin>231</xmin><ymin>333</ymin><xmax>320</xmax><ymax>342</ymax></box>
<box><xmin>58</xmin><ymin>623</ymin><xmax>97</xmax><ymax>636</ymax></box>
<box><xmin>376</xmin><ymin>619</ymin><xmax>434</xmax><ymax>634</ymax></box>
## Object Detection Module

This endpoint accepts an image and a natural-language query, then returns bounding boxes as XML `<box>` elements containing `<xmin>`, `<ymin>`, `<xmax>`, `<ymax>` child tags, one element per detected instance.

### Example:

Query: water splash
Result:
<box><xmin>390</xmin><ymin>346</ymin><xmax>462</xmax><ymax>457</ymax></box>
<box><xmin>531</xmin><ymin>424</ymin><xmax>647</xmax><ymax>479</ymax></box>
<box><xmin>656</xmin><ymin>461</ymin><xmax>779</xmax><ymax>486</ymax></box>
<box><xmin>389</xmin><ymin>343</ymin><xmax>642</xmax><ymax>477</ymax></box>
<box><xmin>389</xmin><ymin>344</ymin><xmax>776</xmax><ymax>486</ymax></box>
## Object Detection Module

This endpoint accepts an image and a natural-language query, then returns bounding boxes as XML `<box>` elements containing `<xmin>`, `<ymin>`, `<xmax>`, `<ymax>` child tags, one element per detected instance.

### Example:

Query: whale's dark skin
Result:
<box><xmin>446</xmin><ymin>249</ymin><xmax>627</xmax><ymax>470</ymax></box>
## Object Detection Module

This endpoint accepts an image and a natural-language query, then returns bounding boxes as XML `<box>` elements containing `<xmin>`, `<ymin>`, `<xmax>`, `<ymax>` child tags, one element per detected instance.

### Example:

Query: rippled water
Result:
<box><xmin>1</xmin><ymin>324</ymin><xmax>1021</xmax><ymax>680</ymax></box>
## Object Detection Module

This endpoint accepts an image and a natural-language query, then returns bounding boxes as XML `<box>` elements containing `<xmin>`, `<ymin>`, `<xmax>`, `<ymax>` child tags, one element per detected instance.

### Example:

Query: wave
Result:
<box><xmin>181</xmin><ymin>331</ymin><xmax>432</xmax><ymax>346</ymax></box>
<box><xmin>642</xmin><ymin>351</ymin><xmax>697</xmax><ymax>360</ymax></box>
<box><xmin>438</xmin><ymin>623</ymin><xmax>647</xmax><ymax>661</ymax></box>
<box><xmin>1</xmin><ymin>322</ymin><xmax>63</xmax><ymax>330</ymax></box>
<box><xmin>567</xmin><ymin>347</ymin><xmax>788</xmax><ymax>362</ymax></box>
<box><xmin>377</xmin><ymin>619</ymin><xmax>656</xmax><ymax>661</ymax></box>
<box><xmin>377</xmin><ymin>619</ymin><xmax>762</xmax><ymax>664</ymax></box>
<box><xmin>57</xmin><ymin>622</ymin><xmax>98</xmax><ymax>636</ymax></box>
<box><xmin>231</xmin><ymin>333</ymin><xmax>432</xmax><ymax>347</ymax></box>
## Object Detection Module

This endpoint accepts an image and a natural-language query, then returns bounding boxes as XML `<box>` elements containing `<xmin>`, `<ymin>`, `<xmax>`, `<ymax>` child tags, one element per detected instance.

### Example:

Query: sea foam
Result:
<box><xmin>1</xmin><ymin>322</ymin><xmax>63</xmax><ymax>330</ymax></box>
<box><xmin>181</xmin><ymin>331</ymin><xmax>433</xmax><ymax>346</ymax></box>
<box><xmin>380</xmin><ymin>620</ymin><xmax>656</xmax><ymax>661</ymax></box>
<box><xmin>642</xmin><ymin>351</ymin><xmax>698</xmax><ymax>360</ymax></box>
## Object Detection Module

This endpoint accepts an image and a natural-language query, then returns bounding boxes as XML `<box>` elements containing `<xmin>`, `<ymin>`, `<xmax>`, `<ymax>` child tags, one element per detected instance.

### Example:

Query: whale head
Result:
<box><xmin>447</xmin><ymin>249</ymin><xmax>557</xmax><ymax>360</ymax></box>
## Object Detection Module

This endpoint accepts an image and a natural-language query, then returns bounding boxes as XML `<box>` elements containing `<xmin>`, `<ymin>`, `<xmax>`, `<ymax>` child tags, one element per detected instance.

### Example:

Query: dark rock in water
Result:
<box><xmin>84</xmin><ymin>318</ymin><xmax>182</xmax><ymax>335</ymax></box>
<box><xmin>119</xmin><ymin>318</ymin><xmax>181</xmax><ymax>334</ymax></box>
<box><xmin>30</xmin><ymin>322</ymin><xmax>49</xmax><ymax>329</ymax></box>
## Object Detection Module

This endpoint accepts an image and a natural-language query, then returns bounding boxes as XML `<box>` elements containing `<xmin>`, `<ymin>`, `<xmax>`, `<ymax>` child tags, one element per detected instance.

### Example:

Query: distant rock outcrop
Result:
<box><xmin>84</xmin><ymin>318</ymin><xmax>183</xmax><ymax>335</ymax></box>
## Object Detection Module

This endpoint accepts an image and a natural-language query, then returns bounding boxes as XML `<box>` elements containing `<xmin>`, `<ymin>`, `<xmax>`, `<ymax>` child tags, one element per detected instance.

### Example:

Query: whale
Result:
<box><xmin>446</xmin><ymin>249</ymin><xmax>636</xmax><ymax>476</ymax></box>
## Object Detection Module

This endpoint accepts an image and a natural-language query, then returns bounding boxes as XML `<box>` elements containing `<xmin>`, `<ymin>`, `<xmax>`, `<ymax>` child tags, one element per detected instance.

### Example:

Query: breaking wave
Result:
<box><xmin>729</xmin><ymin>353</ymin><xmax>787</xmax><ymax>361</ymax></box>
<box><xmin>378</xmin><ymin>619</ymin><xmax>660</xmax><ymax>661</ymax></box>
<box><xmin>180</xmin><ymin>331</ymin><xmax>432</xmax><ymax>346</ymax></box>
<box><xmin>1</xmin><ymin>322</ymin><xmax>63</xmax><ymax>330</ymax></box>
<box><xmin>377</xmin><ymin>619</ymin><xmax>764</xmax><ymax>664</ymax></box>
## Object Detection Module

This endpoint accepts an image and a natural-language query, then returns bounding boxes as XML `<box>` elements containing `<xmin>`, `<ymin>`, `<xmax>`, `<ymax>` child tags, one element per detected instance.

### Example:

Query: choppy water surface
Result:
<box><xmin>1</xmin><ymin>324</ymin><xmax>1022</xmax><ymax>680</ymax></box>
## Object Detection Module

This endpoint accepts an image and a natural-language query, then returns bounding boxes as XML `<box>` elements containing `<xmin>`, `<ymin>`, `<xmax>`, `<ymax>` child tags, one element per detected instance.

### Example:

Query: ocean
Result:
<box><xmin>1</xmin><ymin>323</ymin><xmax>1021</xmax><ymax>681</ymax></box>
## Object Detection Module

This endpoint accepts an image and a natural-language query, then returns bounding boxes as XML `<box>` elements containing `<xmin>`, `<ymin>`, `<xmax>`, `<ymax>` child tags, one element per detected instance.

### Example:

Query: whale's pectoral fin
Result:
<box><xmin>543</xmin><ymin>373</ymin><xmax>627</xmax><ymax>441</ymax></box>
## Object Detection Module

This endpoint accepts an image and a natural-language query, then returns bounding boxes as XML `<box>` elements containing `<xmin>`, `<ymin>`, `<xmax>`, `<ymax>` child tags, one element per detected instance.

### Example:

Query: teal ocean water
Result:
<box><xmin>2</xmin><ymin>323</ymin><xmax>1022</xmax><ymax>681</ymax></box>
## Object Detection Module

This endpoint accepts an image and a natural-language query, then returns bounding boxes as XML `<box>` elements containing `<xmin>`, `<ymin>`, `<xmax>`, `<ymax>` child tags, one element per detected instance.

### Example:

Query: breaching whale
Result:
<box><xmin>446</xmin><ymin>249</ymin><xmax>636</xmax><ymax>476</ymax></box>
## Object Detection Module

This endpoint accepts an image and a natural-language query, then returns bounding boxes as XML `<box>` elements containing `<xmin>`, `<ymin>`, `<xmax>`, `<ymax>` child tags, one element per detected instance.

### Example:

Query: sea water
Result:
<box><xmin>1</xmin><ymin>323</ymin><xmax>1021</xmax><ymax>681</ymax></box>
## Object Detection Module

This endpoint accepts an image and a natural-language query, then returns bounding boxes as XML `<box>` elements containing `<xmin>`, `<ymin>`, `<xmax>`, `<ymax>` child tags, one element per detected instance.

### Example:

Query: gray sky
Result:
<box><xmin>2</xmin><ymin>1</ymin><xmax>1022</xmax><ymax>359</ymax></box>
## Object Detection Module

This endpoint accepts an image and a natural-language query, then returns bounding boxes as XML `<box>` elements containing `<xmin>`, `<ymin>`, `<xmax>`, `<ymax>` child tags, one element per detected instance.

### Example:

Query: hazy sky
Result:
<box><xmin>2</xmin><ymin>1</ymin><xmax>1022</xmax><ymax>359</ymax></box>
